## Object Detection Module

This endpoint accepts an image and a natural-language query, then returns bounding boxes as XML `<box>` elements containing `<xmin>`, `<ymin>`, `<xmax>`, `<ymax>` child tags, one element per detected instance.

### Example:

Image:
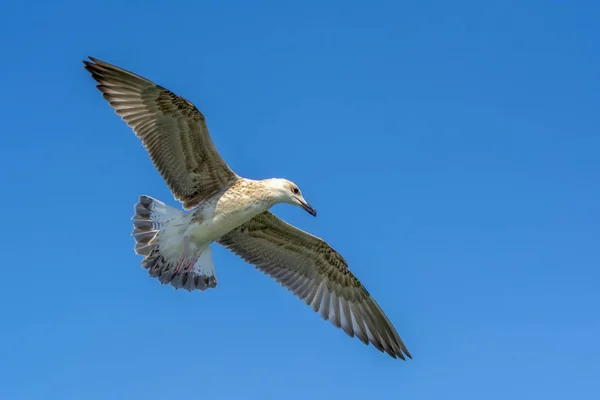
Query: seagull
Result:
<box><xmin>83</xmin><ymin>57</ymin><xmax>411</xmax><ymax>360</ymax></box>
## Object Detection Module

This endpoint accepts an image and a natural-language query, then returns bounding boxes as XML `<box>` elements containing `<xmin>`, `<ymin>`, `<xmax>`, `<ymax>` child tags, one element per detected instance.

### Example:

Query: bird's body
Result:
<box><xmin>84</xmin><ymin>57</ymin><xmax>412</xmax><ymax>360</ymax></box>
<box><xmin>133</xmin><ymin>178</ymin><xmax>288</xmax><ymax>290</ymax></box>
<box><xmin>186</xmin><ymin>178</ymin><xmax>273</xmax><ymax>244</ymax></box>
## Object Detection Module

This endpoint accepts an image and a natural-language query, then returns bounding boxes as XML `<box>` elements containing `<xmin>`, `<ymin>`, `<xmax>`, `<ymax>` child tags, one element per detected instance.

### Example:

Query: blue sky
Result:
<box><xmin>1</xmin><ymin>0</ymin><xmax>599</xmax><ymax>398</ymax></box>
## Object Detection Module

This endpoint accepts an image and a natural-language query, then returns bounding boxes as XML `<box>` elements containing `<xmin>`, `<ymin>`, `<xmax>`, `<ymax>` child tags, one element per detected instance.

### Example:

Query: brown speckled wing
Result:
<box><xmin>218</xmin><ymin>211</ymin><xmax>411</xmax><ymax>360</ymax></box>
<box><xmin>83</xmin><ymin>56</ymin><xmax>238</xmax><ymax>209</ymax></box>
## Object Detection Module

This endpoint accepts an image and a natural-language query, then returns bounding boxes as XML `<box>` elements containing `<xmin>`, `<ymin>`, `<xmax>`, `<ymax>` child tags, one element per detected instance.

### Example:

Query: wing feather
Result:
<box><xmin>83</xmin><ymin>57</ymin><xmax>238</xmax><ymax>208</ymax></box>
<box><xmin>218</xmin><ymin>211</ymin><xmax>411</xmax><ymax>360</ymax></box>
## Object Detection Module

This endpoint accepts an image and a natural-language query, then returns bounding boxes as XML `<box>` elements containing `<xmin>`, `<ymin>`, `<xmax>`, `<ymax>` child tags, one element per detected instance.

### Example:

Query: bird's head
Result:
<box><xmin>267</xmin><ymin>178</ymin><xmax>317</xmax><ymax>217</ymax></box>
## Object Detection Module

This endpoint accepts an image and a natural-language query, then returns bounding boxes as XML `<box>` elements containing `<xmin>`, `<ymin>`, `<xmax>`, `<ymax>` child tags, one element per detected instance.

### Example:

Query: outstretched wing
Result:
<box><xmin>218</xmin><ymin>211</ymin><xmax>411</xmax><ymax>359</ymax></box>
<box><xmin>84</xmin><ymin>57</ymin><xmax>238</xmax><ymax>209</ymax></box>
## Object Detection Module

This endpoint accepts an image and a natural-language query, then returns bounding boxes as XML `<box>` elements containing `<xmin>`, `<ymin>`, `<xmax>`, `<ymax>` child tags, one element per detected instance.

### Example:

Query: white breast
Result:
<box><xmin>187</xmin><ymin>191</ymin><xmax>270</xmax><ymax>245</ymax></box>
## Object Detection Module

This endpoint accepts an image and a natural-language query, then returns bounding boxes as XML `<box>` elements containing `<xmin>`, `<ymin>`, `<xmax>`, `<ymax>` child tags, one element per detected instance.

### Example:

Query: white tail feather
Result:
<box><xmin>132</xmin><ymin>195</ymin><xmax>217</xmax><ymax>291</ymax></box>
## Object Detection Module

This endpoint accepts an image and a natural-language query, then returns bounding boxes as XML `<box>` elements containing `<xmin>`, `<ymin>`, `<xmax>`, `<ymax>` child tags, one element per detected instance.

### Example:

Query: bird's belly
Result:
<box><xmin>187</xmin><ymin>203</ymin><xmax>265</xmax><ymax>244</ymax></box>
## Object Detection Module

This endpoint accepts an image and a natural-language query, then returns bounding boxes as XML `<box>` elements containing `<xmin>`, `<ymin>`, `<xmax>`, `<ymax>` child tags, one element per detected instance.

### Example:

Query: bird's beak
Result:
<box><xmin>299</xmin><ymin>199</ymin><xmax>317</xmax><ymax>217</ymax></box>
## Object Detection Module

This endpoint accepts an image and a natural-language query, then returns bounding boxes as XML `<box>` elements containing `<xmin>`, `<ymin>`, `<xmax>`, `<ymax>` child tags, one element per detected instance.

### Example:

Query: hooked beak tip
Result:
<box><xmin>302</xmin><ymin>203</ymin><xmax>317</xmax><ymax>217</ymax></box>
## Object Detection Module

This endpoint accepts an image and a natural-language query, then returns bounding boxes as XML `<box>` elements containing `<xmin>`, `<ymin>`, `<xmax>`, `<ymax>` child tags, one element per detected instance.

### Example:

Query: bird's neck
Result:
<box><xmin>235</xmin><ymin>178</ymin><xmax>281</xmax><ymax>207</ymax></box>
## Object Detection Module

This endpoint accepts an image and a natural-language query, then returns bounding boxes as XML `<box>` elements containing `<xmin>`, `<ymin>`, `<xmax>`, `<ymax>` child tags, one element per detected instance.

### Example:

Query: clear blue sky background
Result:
<box><xmin>1</xmin><ymin>0</ymin><xmax>599</xmax><ymax>399</ymax></box>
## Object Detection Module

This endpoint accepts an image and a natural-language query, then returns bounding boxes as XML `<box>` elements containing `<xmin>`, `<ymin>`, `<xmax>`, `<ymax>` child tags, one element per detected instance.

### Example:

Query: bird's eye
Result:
<box><xmin>292</xmin><ymin>187</ymin><xmax>299</xmax><ymax>195</ymax></box>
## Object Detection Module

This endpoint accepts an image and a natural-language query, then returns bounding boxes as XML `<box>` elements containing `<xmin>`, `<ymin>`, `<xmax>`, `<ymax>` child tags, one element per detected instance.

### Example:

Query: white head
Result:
<box><xmin>266</xmin><ymin>178</ymin><xmax>317</xmax><ymax>217</ymax></box>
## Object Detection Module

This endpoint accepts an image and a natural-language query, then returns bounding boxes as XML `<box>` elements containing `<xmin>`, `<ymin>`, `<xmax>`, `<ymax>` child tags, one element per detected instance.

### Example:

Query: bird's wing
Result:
<box><xmin>83</xmin><ymin>57</ymin><xmax>238</xmax><ymax>209</ymax></box>
<box><xmin>217</xmin><ymin>211</ymin><xmax>411</xmax><ymax>359</ymax></box>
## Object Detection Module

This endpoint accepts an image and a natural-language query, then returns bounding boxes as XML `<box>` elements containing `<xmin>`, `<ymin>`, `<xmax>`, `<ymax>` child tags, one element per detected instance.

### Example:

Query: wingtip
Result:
<box><xmin>392</xmin><ymin>343</ymin><xmax>412</xmax><ymax>360</ymax></box>
<box><xmin>83</xmin><ymin>56</ymin><xmax>105</xmax><ymax>69</ymax></box>
<box><xmin>398</xmin><ymin>348</ymin><xmax>412</xmax><ymax>361</ymax></box>
<box><xmin>387</xmin><ymin>349</ymin><xmax>406</xmax><ymax>361</ymax></box>
<box><xmin>82</xmin><ymin>58</ymin><xmax>97</xmax><ymax>72</ymax></box>
<box><xmin>387</xmin><ymin>344</ymin><xmax>411</xmax><ymax>361</ymax></box>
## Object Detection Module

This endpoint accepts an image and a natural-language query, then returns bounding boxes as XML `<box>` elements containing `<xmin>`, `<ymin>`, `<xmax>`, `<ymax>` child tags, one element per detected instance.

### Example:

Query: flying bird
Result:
<box><xmin>83</xmin><ymin>57</ymin><xmax>411</xmax><ymax>360</ymax></box>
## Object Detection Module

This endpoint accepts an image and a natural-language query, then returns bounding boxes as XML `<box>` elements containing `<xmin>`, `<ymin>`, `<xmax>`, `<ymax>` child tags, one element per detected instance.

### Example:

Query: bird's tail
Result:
<box><xmin>131</xmin><ymin>195</ymin><xmax>217</xmax><ymax>291</ymax></box>
<box><xmin>132</xmin><ymin>195</ymin><xmax>183</xmax><ymax>257</ymax></box>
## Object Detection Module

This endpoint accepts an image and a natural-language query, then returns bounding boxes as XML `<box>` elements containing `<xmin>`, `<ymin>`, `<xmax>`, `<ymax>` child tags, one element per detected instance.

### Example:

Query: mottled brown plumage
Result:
<box><xmin>83</xmin><ymin>57</ymin><xmax>238</xmax><ymax>209</ymax></box>
<box><xmin>219</xmin><ymin>211</ymin><xmax>411</xmax><ymax>359</ymax></box>
<box><xmin>83</xmin><ymin>57</ymin><xmax>411</xmax><ymax>360</ymax></box>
